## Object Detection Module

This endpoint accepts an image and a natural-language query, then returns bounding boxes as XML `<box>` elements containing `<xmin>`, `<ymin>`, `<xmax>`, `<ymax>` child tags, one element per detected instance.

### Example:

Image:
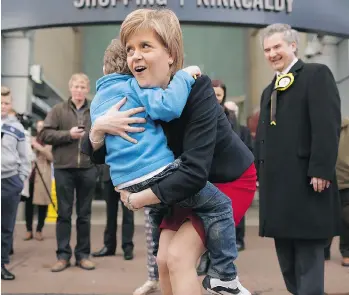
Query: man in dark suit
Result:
<box><xmin>92</xmin><ymin>165</ymin><xmax>134</xmax><ymax>260</ymax></box>
<box><xmin>255</xmin><ymin>23</ymin><xmax>341</xmax><ymax>295</ymax></box>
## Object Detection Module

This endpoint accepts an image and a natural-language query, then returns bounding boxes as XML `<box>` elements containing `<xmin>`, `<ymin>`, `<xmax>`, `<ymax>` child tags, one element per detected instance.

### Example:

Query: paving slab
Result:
<box><xmin>2</xmin><ymin>222</ymin><xmax>349</xmax><ymax>295</ymax></box>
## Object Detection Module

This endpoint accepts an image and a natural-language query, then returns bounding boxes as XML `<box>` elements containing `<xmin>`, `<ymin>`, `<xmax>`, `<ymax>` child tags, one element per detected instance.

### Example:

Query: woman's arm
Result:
<box><xmin>150</xmin><ymin>75</ymin><xmax>218</xmax><ymax>205</ymax></box>
<box><xmin>134</xmin><ymin>70</ymin><xmax>195</xmax><ymax>122</ymax></box>
<box><xmin>32</xmin><ymin>139</ymin><xmax>53</xmax><ymax>162</ymax></box>
<box><xmin>81</xmin><ymin>98</ymin><xmax>147</xmax><ymax>163</ymax></box>
<box><xmin>119</xmin><ymin>188</ymin><xmax>160</xmax><ymax>211</ymax></box>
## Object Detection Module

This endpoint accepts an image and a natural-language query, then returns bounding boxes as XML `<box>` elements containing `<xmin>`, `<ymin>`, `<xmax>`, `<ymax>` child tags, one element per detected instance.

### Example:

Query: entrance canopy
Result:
<box><xmin>2</xmin><ymin>0</ymin><xmax>349</xmax><ymax>37</ymax></box>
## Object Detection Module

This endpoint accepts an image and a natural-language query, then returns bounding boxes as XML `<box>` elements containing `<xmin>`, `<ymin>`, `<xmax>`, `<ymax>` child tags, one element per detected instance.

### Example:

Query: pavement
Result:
<box><xmin>2</xmin><ymin>207</ymin><xmax>349</xmax><ymax>295</ymax></box>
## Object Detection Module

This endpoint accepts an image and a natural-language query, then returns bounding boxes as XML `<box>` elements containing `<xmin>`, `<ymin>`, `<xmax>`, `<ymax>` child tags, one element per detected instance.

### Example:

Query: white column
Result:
<box><xmin>336</xmin><ymin>40</ymin><xmax>349</xmax><ymax>117</ymax></box>
<box><xmin>305</xmin><ymin>35</ymin><xmax>349</xmax><ymax>117</ymax></box>
<box><xmin>1</xmin><ymin>31</ymin><xmax>34</xmax><ymax>114</ymax></box>
<box><xmin>2</xmin><ymin>31</ymin><xmax>34</xmax><ymax>221</ymax></box>
<box><xmin>305</xmin><ymin>36</ymin><xmax>339</xmax><ymax>78</ymax></box>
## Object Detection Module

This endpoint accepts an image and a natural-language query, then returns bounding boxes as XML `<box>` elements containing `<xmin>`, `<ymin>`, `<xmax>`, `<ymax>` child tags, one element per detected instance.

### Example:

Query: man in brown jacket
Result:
<box><xmin>40</xmin><ymin>73</ymin><xmax>97</xmax><ymax>272</ymax></box>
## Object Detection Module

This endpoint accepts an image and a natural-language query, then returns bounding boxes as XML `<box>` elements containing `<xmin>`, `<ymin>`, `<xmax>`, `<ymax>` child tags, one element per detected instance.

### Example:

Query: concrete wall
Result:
<box><xmin>33</xmin><ymin>27</ymin><xmax>83</xmax><ymax>100</ymax></box>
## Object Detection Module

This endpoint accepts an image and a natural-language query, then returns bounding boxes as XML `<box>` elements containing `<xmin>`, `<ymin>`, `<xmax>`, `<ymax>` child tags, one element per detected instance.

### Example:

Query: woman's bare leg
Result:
<box><xmin>167</xmin><ymin>221</ymin><xmax>206</xmax><ymax>295</ymax></box>
<box><xmin>157</xmin><ymin>229</ymin><xmax>176</xmax><ymax>295</ymax></box>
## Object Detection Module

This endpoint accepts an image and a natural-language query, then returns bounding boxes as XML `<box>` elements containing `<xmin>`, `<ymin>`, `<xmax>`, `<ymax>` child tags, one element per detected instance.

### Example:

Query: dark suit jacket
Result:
<box><xmin>255</xmin><ymin>59</ymin><xmax>342</xmax><ymax>239</ymax></box>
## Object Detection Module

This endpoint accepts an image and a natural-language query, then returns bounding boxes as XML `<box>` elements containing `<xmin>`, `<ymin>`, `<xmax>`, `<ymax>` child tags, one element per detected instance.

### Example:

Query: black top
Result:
<box><xmin>82</xmin><ymin>75</ymin><xmax>254</xmax><ymax>205</ymax></box>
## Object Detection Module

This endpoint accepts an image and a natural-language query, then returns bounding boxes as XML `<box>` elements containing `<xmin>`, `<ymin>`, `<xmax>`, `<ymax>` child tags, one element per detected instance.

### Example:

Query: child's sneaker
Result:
<box><xmin>133</xmin><ymin>280</ymin><xmax>159</xmax><ymax>295</ymax></box>
<box><xmin>202</xmin><ymin>275</ymin><xmax>251</xmax><ymax>295</ymax></box>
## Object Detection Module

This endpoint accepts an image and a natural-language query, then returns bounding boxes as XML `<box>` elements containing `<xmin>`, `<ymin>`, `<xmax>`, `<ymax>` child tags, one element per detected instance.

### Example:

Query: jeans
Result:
<box><xmin>54</xmin><ymin>167</ymin><xmax>97</xmax><ymax>262</ymax></box>
<box><xmin>125</xmin><ymin>159</ymin><xmax>181</xmax><ymax>228</ymax></box>
<box><xmin>124</xmin><ymin>159</ymin><xmax>238</xmax><ymax>280</ymax></box>
<box><xmin>1</xmin><ymin>175</ymin><xmax>23</xmax><ymax>266</ymax></box>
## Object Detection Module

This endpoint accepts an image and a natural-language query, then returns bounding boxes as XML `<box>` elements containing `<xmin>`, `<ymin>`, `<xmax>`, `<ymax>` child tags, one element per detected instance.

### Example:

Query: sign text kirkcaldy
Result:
<box><xmin>74</xmin><ymin>0</ymin><xmax>294</xmax><ymax>13</ymax></box>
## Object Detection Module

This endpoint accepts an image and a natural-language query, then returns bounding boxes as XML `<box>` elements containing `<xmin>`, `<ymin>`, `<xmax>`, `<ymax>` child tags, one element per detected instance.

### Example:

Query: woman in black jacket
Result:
<box><xmin>211</xmin><ymin>80</ymin><xmax>254</xmax><ymax>251</ymax></box>
<box><xmin>84</xmin><ymin>9</ymin><xmax>256</xmax><ymax>295</ymax></box>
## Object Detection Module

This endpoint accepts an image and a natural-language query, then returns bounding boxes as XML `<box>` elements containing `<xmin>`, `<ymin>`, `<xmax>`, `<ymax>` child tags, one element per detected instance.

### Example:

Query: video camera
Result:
<box><xmin>16</xmin><ymin>113</ymin><xmax>34</xmax><ymax>130</ymax></box>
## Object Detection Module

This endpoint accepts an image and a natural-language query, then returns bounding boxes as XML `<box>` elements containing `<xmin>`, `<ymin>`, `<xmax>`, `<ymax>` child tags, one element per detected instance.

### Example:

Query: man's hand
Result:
<box><xmin>183</xmin><ymin>66</ymin><xmax>202</xmax><ymax>78</ymax></box>
<box><xmin>70</xmin><ymin>126</ymin><xmax>85</xmax><ymax>139</ymax></box>
<box><xmin>310</xmin><ymin>177</ymin><xmax>330</xmax><ymax>192</ymax></box>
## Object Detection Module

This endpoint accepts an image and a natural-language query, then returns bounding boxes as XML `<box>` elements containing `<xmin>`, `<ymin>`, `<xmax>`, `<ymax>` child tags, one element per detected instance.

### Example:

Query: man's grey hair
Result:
<box><xmin>260</xmin><ymin>23</ymin><xmax>300</xmax><ymax>56</ymax></box>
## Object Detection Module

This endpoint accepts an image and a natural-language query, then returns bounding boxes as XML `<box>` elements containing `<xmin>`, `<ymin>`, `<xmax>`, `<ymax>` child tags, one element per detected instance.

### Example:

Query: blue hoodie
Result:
<box><xmin>90</xmin><ymin>70</ymin><xmax>194</xmax><ymax>186</ymax></box>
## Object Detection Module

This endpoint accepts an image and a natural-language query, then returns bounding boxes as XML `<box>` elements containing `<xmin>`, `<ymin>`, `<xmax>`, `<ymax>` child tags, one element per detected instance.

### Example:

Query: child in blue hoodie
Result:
<box><xmin>90</xmin><ymin>39</ymin><xmax>247</xmax><ymax>294</ymax></box>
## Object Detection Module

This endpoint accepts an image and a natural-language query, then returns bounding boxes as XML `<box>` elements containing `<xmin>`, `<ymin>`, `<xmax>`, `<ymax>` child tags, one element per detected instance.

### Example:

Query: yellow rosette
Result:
<box><xmin>270</xmin><ymin>73</ymin><xmax>295</xmax><ymax>126</ymax></box>
<box><xmin>274</xmin><ymin>73</ymin><xmax>295</xmax><ymax>91</ymax></box>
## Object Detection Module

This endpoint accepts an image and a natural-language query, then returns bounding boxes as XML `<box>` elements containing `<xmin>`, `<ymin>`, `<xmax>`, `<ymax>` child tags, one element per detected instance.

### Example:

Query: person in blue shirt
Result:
<box><xmin>90</xmin><ymin>39</ymin><xmax>248</xmax><ymax>295</ymax></box>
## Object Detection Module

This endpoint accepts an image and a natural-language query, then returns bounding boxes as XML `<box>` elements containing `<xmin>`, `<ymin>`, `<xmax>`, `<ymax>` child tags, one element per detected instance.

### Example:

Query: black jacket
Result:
<box><xmin>255</xmin><ymin>60</ymin><xmax>341</xmax><ymax>239</ymax></box>
<box><xmin>82</xmin><ymin>75</ymin><xmax>254</xmax><ymax>205</ymax></box>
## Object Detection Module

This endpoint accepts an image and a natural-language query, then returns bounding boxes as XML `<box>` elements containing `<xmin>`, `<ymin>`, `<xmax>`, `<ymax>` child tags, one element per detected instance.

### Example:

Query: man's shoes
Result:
<box><xmin>23</xmin><ymin>231</ymin><xmax>33</xmax><ymax>241</ymax></box>
<box><xmin>1</xmin><ymin>266</ymin><xmax>15</xmax><ymax>280</ymax></box>
<box><xmin>91</xmin><ymin>246</ymin><xmax>115</xmax><ymax>257</ymax></box>
<box><xmin>124</xmin><ymin>248</ymin><xmax>134</xmax><ymax>260</ymax></box>
<box><xmin>202</xmin><ymin>275</ymin><xmax>251</xmax><ymax>295</ymax></box>
<box><xmin>237</xmin><ymin>242</ymin><xmax>245</xmax><ymax>252</ymax></box>
<box><xmin>51</xmin><ymin>260</ymin><xmax>71</xmax><ymax>272</ymax></box>
<box><xmin>341</xmin><ymin>257</ymin><xmax>349</xmax><ymax>267</ymax></box>
<box><xmin>35</xmin><ymin>231</ymin><xmax>44</xmax><ymax>241</ymax></box>
<box><xmin>133</xmin><ymin>280</ymin><xmax>159</xmax><ymax>295</ymax></box>
<box><xmin>76</xmin><ymin>258</ymin><xmax>95</xmax><ymax>270</ymax></box>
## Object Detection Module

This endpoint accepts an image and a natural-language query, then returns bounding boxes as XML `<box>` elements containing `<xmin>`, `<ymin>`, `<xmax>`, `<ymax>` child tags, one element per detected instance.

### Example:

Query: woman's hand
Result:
<box><xmin>90</xmin><ymin>97</ymin><xmax>146</xmax><ymax>149</ymax></box>
<box><xmin>118</xmin><ymin>188</ymin><xmax>161</xmax><ymax>211</ymax></box>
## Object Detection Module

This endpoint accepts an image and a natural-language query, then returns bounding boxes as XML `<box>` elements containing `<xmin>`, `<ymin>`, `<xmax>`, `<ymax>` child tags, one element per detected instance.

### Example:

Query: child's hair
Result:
<box><xmin>103</xmin><ymin>39</ymin><xmax>132</xmax><ymax>75</ymax></box>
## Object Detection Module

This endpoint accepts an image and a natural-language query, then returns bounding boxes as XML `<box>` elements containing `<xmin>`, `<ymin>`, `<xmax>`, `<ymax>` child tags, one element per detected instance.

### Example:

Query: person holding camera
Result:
<box><xmin>24</xmin><ymin>120</ymin><xmax>52</xmax><ymax>242</ymax></box>
<box><xmin>1</xmin><ymin>86</ymin><xmax>31</xmax><ymax>280</ymax></box>
<box><xmin>39</xmin><ymin>73</ymin><xmax>97</xmax><ymax>272</ymax></box>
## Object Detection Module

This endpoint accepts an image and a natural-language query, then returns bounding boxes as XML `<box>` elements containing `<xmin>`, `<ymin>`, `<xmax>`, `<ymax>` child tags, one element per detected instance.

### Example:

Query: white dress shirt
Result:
<box><xmin>276</xmin><ymin>58</ymin><xmax>299</xmax><ymax>76</ymax></box>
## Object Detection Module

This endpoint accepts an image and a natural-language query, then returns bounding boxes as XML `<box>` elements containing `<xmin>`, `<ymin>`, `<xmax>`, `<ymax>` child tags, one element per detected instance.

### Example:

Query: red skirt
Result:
<box><xmin>160</xmin><ymin>164</ymin><xmax>257</xmax><ymax>245</ymax></box>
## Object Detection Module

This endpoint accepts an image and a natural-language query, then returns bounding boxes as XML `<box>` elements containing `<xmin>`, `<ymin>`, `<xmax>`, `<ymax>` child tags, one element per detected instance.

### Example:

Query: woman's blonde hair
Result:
<box><xmin>120</xmin><ymin>8</ymin><xmax>184</xmax><ymax>75</ymax></box>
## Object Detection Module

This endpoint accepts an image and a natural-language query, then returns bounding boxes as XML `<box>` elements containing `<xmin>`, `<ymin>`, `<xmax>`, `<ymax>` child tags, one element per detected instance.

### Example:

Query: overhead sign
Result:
<box><xmin>73</xmin><ymin>0</ymin><xmax>293</xmax><ymax>13</ymax></box>
<box><xmin>2</xmin><ymin>0</ymin><xmax>349</xmax><ymax>37</ymax></box>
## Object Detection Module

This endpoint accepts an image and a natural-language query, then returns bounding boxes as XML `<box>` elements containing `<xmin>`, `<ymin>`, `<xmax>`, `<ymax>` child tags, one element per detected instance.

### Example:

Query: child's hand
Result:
<box><xmin>183</xmin><ymin>66</ymin><xmax>202</xmax><ymax>78</ymax></box>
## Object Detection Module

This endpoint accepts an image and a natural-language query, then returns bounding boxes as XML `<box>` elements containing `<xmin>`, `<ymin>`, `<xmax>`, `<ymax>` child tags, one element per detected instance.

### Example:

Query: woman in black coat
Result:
<box><xmin>211</xmin><ymin>80</ymin><xmax>254</xmax><ymax>251</ymax></box>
